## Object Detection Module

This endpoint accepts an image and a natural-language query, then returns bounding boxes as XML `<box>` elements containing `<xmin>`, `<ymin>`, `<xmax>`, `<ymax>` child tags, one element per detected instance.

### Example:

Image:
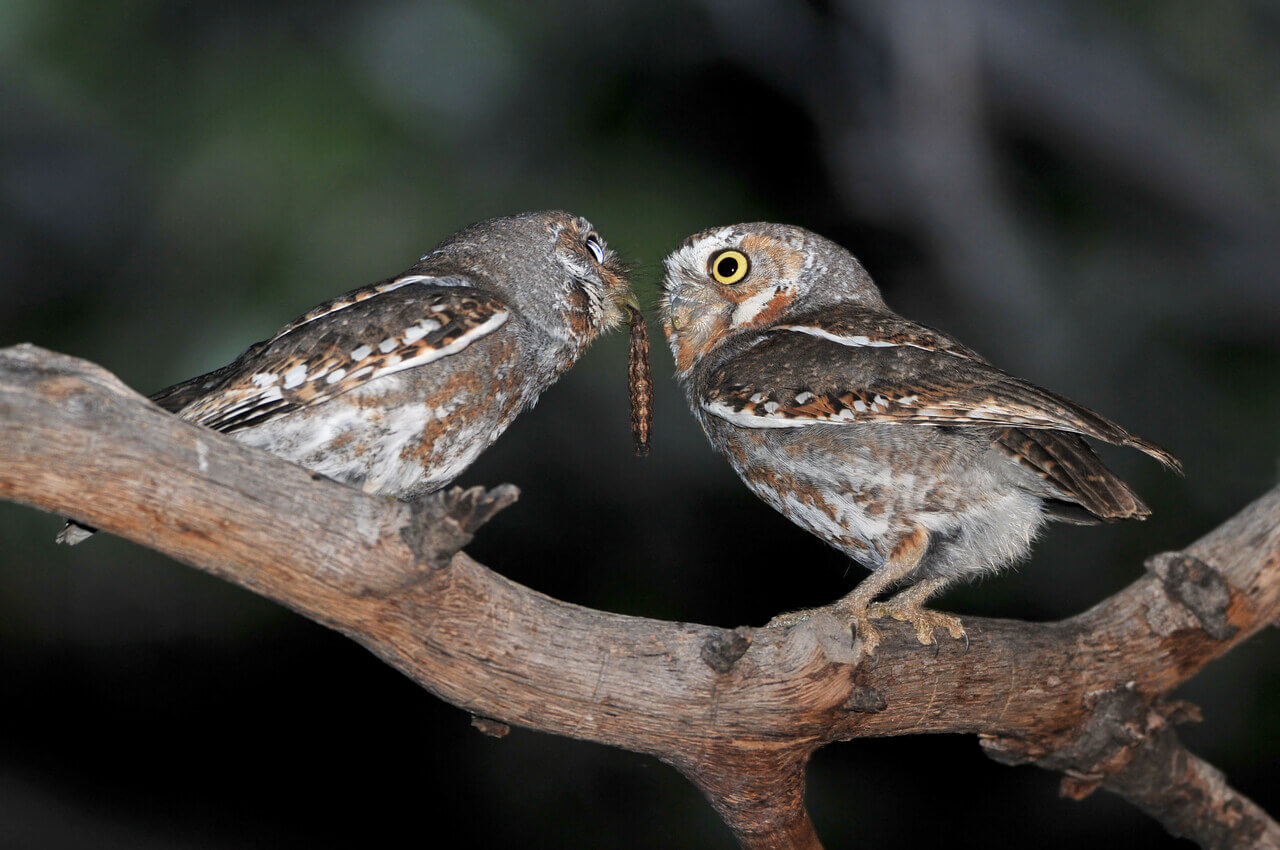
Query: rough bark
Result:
<box><xmin>1</xmin><ymin>344</ymin><xmax>1276</xmax><ymax>849</ymax></box>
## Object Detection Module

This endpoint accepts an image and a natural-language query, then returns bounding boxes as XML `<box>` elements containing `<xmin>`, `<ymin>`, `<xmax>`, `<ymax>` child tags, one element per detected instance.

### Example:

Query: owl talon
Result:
<box><xmin>850</xmin><ymin>613</ymin><xmax>884</xmax><ymax>655</ymax></box>
<box><xmin>867</xmin><ymin>599</ymin><xmax>966</xmax><ymax>648</ymax></box>
<box><xmin>767</xmin><ymin>605</ymin><xmax>886</xmax><ymax>655</ymax></box>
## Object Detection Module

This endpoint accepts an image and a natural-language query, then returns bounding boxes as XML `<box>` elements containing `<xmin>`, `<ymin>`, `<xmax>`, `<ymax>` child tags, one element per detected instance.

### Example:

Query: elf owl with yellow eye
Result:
<box><xmin>661</xmin><ymin>222</ymin><xmax>1179</xmax><ymax>653</ymax></box>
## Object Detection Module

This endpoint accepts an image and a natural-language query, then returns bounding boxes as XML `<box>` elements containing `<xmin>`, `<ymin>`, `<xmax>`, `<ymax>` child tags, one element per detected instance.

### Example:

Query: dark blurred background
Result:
<box><xmin>2</xmin><ymin>1</ymin><xmax>1278</xmax><ymax>847</ymax></box>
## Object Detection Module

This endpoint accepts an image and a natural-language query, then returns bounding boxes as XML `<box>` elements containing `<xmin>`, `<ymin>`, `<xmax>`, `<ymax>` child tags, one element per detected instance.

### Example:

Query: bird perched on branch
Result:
<box><xmin>59</xmin><ymin>211</ymin><xmax>637</xmax><ymax>544</ymax></box>
<box><xmin>660</xmin><ymin>223</ymin><xmax>1179</xmax><ymax>653</ymax></box>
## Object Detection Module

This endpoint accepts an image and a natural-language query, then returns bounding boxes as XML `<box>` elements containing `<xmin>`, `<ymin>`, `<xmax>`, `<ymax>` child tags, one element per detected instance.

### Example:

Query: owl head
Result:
<box><xmin>419</xmin><ymin>210</ymin><xmax>636</xmax><ymax>347</ymax></box>
<box><xmin>660</xmin><ymin>222</ymin><xmax>885</xmax><ymax>376</ymax></box>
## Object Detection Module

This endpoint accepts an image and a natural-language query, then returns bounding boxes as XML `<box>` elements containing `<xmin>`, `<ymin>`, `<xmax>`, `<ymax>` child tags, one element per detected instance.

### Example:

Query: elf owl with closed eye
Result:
<box><xmin>661</xmin><ymin>223</ymin><xmax>1179</xmax><ymax>653</ymax></box>
<box><xmin>59</xmin><ymin>210</ymin><xmax>637</xmax><ymax>544</ymax></box>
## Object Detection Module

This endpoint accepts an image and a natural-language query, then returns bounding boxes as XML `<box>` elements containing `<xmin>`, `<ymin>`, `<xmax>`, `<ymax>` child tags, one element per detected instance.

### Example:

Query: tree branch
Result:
<box><xmin>1</xmin><ymin>344</ymin><xmax>1276</xmax><ymax>849</ymax></box>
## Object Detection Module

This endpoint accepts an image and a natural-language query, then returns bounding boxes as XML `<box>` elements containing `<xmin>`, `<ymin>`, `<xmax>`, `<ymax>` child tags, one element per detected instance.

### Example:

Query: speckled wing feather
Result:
<box><xmin>701</xmin><ymin>310</ymin><xmax>1180</xmax><ymax>472</ymax></box>
<box><xmin>148</xmin><ymin>341</ymin><xmax>270</xmax><ymax>414</ymax></box>
<box><xmin>148</xmin><ymin>274</ymin><xmax>464</xmax><ymax>417</ymax></box>
<box><xmin>177</xmin><ymin>281</ymin><xmax>509</xmax><ymax>434</ymax></box>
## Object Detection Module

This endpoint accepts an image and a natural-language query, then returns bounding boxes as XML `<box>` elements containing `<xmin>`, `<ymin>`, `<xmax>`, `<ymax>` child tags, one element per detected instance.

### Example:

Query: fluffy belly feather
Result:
<box><xmin>229</xmin><ymin>378</ymin><xmax>505</xmax><ymax>500</ymax></box>
<box><xmin>708</xmin><ymin>416</ymin><xmax>1050</xmax><ymax>580</ymax></box>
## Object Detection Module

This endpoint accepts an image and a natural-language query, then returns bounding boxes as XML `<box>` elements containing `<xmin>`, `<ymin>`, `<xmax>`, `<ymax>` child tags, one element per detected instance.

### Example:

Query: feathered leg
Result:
<box><xmin>769</xmin><ymin>527</ymin><xmax>964</xmax><ymax>654</ymax></box>
<box><xmin>829</xmin><ymin>527</ymin><xmax>932</xmax><ymax>654</ymax></box>
<box><xmin>865</xmin><ymin>575</ymin><xmax>966</xmax><ymax>648</ymax></box>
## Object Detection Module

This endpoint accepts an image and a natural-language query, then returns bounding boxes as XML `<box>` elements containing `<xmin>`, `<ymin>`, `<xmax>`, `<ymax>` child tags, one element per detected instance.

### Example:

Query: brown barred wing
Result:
<box><xmin>177</xmin><ymin>286</ymin><xmax>509</xmax><ymax>434</ymax></box>
<box><xmin>147</xmin><ymin>341</ymin><xmax>269</xmax><ymax>414</ymax></box>
<box><xmin>701</xmin><ymin>325</ymin><xmax>1180</xmax><ymax>472</ymax></box>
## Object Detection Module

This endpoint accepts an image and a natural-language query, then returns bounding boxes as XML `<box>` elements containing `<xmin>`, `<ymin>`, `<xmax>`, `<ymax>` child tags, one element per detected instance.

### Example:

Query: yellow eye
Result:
<box><xmin>709</xmin><ymin>249</ymin><xmax>749</xmax><ymax>285</ymax></box>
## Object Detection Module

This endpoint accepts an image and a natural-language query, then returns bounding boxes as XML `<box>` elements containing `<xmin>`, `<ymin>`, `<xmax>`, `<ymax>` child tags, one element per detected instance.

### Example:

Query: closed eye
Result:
<box><xmin>585</xmin><ymin>234</ymin><xmax>605</xmax><ymax>264</ymax></box>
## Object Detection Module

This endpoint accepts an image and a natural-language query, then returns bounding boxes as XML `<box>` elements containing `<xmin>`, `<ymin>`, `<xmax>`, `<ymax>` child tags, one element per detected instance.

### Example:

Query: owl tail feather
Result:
<box><xmin>1122</xmin><ymin>434</ymin><xmax>1183</xmax><ymax>475</ymax></box>
<box><xmin>997</xmin><ymin>428</ymin><xmax>1153</xmax><ymax>522</ymax></box>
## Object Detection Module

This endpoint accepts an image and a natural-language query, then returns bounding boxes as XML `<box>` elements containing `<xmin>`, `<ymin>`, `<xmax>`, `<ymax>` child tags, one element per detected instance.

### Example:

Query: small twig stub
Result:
<box><xmin>400</xmin><ymin>484</ymin><xmax>520</xmax><ymax>573</ymax></box>
<box><xmin>471</xmin><ymin>715</ymin><xmax>512</xmax><ymax>738</ymax></box>
<box><xmin>701</xmin><ymin>627</ymin><xmax>753</xmax><ymax>673</ymax></box>
<box><xmin>843</xmin><ymin>685</ymin><xmax>888</xmax><ymax>714</ymax></box>
<box><xmin>1146</xmin><ymin>552</ymin><xmax>1239</xmax><ymax>641</ymax></box>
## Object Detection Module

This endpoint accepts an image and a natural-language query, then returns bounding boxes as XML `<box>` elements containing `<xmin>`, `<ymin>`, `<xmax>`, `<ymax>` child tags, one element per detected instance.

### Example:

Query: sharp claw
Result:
<box><xmin>854</xmin><ymin>620</ymin><xmax>882</xmax><ymax>656</ymax></box>
<box><xmin>777</xmin><ymin>593</ymin><xmax>964</xmax><ymax>657</ymax></box>
<box><xmin>864</xmin><ymin>597</ymin><xmax>967</xmax><ymax>652</ymax></box>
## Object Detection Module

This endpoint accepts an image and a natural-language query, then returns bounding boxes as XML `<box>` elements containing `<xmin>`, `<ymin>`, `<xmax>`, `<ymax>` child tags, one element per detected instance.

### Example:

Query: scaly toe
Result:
<box><xmin>854</xmin><ymin>618</ymin><xmax>883</xmax><ymax>655</ymax></box>
<box><xmin>766</xmin><ymin>607</ymin><xmax>820</xmax><ymax>629</ymax></box>
<box><xmin>861</xmin><ymin>600</ymin><xmax>967</xmax><ymax>649</ymax></box>
<box><xmin>831</xmin><ymin>604</ymin><xmax>883</xmax><ymax>654</ymax></box>
<box><xmin>911</xmin><ymin>611</ymin><xmax>967</xmax><ymax>647</ymax></box>
<box><xmin>866</xmin><ymin>600</ymin><xmax>906</xmax><ymax>622</ymax></box>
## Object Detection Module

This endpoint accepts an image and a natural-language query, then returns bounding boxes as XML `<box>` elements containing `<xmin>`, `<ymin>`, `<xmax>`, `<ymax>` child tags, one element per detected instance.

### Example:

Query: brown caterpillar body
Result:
<box><xmin>627</xmin><ymin>305</ymin><xmax>654</xmax><ymax>456</ymax></box>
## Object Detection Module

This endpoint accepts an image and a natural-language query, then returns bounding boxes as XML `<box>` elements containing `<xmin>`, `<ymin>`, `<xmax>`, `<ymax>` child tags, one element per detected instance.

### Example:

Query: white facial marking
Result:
<box><xmin>731</xmin><ymin>287</ymin><xmax>778</xmax><ymax>327</ymax></box>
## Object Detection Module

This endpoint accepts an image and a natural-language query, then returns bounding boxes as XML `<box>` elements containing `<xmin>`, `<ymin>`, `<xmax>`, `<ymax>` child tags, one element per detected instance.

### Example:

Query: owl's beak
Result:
<box><xmin>604</xmin><ymin>279</ymin><xmax>642</xmax><ymax>328</ymax></box>
<box><xmin>620</xmin><ymin>288</ymin><xmax>641</xmax><ymax>313</ymax></box>
<box><xmin>664</xmin><ymin>285</ymin><xmax>696</xmax><ymax>334</ymax></box>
